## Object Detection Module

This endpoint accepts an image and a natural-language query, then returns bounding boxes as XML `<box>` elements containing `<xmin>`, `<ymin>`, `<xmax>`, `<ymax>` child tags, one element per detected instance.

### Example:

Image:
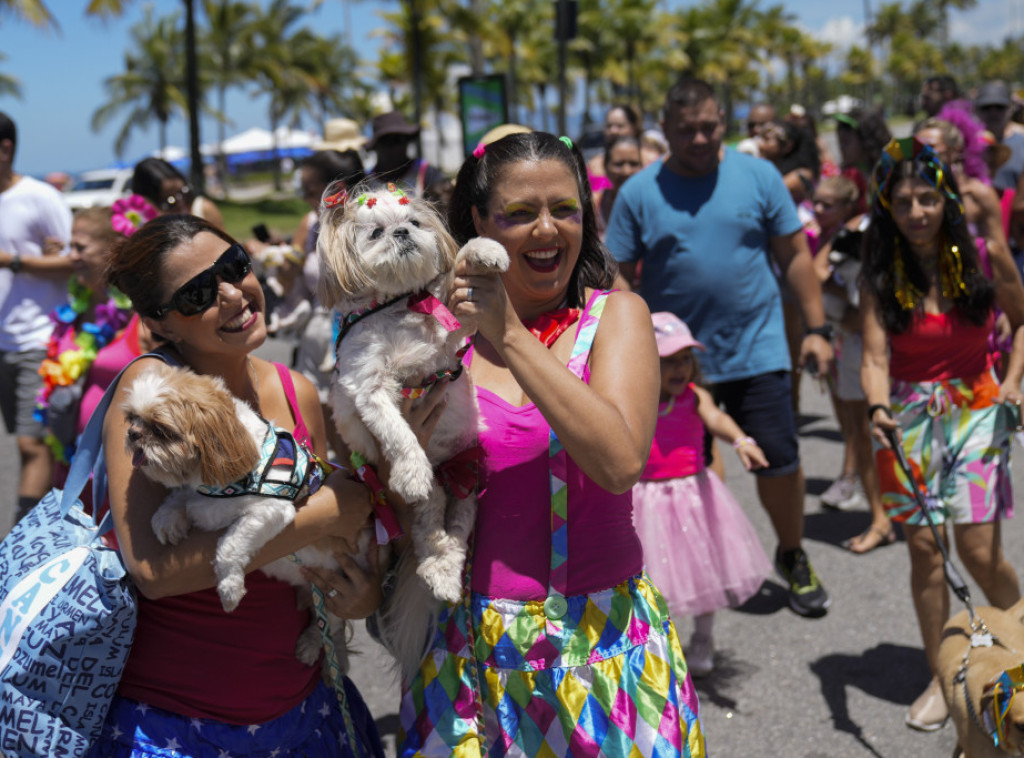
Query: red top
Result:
<box><xmin>117</xmin><ymin>363</ymin><xmax>320</xmax><ymax>723</ymax></box>
<box><xmin>889</xmin><ymin>309</ymin><xmax>994</xmax><ymax>382</ymax></box>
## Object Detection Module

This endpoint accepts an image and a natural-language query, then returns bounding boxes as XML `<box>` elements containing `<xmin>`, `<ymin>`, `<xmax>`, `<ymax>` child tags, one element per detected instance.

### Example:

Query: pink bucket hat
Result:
<box><xmin>651</xmin><ymin>312</ymin><xmax>705</xmax><ymax>357</ymax></box>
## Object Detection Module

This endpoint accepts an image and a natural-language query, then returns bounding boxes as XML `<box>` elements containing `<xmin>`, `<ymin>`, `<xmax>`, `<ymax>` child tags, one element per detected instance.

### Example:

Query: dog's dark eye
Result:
<box><xmin>370</xmin><ymin>227</ymin><xmax>384</xmax><ymax>240</ymax></box>
<box><xmin>410</xmin><ymin>219</ymin><xmax>421</xmax><ymax>228</ymax></box>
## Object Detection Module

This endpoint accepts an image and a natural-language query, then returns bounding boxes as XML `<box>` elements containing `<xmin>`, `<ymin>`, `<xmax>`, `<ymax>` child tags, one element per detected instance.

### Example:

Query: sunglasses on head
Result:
<box><xmin>149</xmin><ymin>243</ymin><xmax>252</xmax><ymax>319</ymax></box>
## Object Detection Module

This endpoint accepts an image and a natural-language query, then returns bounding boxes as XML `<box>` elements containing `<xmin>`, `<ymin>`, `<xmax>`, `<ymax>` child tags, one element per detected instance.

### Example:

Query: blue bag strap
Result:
<box><xmin>59</xmin><ymin>351</ymin><xmax>179</xmax><ymax>533</ymax></box>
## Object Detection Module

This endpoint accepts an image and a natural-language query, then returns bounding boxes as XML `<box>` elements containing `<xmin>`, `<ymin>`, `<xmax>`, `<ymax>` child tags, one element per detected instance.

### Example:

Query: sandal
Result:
<box><xmin>842</xmin><ymin>525</ymin><xmax>897</xmax><ymax>554</ymax></box>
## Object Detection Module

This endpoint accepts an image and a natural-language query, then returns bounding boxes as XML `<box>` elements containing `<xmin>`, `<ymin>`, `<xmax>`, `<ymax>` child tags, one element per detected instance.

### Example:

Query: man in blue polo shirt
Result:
<box><xmin>606</xmin><ymin>77</ymin><xmax>834</xmax><ymax>618</ymax></box>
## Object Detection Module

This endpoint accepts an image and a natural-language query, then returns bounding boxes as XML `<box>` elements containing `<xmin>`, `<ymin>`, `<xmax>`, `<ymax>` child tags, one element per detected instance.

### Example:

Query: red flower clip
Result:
<box><xmin>324</xmin><ymin>189</ymin><xmax>347</xmax><ymax>208</ymax></box>
<box><xmin>399</xmin><ymin>197</ymin><xmax>410</xmax><ymax>205</ymax></box>
<box><xmin>366</xmin><ymin>198</ymin><xmax>378</xmax><ymax>209</ymax></box>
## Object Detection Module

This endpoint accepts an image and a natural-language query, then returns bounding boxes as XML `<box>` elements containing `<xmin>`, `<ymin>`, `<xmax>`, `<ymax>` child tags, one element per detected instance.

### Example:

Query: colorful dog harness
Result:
<box><xmin>196</xmin><ymin>424</ymin><xmax>331</xmax><ymax>501</ymax></box>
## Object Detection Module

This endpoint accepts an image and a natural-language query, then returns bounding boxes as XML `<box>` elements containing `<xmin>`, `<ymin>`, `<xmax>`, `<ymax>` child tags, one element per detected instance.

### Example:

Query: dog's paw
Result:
<box><xmin>151</xmin><ymin>506</ymin><xmax>190</xmax><ymax>545</ymax></box>
<box><xmin>417</xmin><ymin>544</ymin><xmax>467</xmax><ymax>603</ymax></box>
<box><xmin>458</xmin><ymin>237</ymin><xmax>510</xmax><ymax>273</ymax></box>
<box><xmin>217</xmin><ymin>571</ymin><xmax>247</xmax><ymax>612</ymax></box>
<box><xmin>295</xmin><ymin>624</ymin><xmax>323</xmax><ymax>666</ymax></box>
<box><xmin>388</xmin><ymin>456</ymin><xmax>435</xmax><ymax>503</ymax></box>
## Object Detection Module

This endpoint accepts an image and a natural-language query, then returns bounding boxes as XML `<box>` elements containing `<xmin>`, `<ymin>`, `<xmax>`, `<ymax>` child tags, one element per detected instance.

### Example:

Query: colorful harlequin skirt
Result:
<box><xmin>876</xmin><ymin>370</ymin><xmax>1018</xmax><ymax>525</ymax></box>
<box><xmin>398</xmin><ymin>573</ymin><xmax>705</xmax><ymax>757</ymax></box>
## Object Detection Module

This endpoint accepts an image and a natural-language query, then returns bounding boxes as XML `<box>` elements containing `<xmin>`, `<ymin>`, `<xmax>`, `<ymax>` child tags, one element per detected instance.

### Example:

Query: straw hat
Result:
<box><xmin>479</xmin><ymin>123</ymin><xmax>532</xmax><ymax>146</ymax></box>
<box><xmin>315</xmin><ymin>118</ymin><xmax>366</xmax><ymax>152</ymax></box>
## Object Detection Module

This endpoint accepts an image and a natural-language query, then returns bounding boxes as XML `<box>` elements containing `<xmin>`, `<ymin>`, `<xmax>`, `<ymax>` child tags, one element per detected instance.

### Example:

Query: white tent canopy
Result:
<box><xmin>203</xmin><ymin>126</ymin><xmax>318</xmax><ymax>155</ymax></box>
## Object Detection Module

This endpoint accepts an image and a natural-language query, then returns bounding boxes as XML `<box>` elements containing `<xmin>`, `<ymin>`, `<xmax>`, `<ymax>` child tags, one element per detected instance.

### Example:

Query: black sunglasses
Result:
<box><xmin>149</xmin><ymin>243</ymin><xmax>252</xmax><ymax>319</ymax></box>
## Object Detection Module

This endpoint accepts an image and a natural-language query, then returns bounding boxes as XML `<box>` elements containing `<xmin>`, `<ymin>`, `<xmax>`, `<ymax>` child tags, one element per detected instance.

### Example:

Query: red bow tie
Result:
<box><xmin>522</xmin><ymin>308</ymin><xmax>581</xmax><ymax>348</ymax></box>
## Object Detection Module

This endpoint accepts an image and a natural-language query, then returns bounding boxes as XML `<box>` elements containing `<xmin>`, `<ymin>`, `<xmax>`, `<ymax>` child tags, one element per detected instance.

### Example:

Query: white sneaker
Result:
<box><xmin>686</xmin><ymin>634</ymin><xmax>714</xmax><ymax>678</ymax></box>
<box><xmin>821</xmin><ymin>474</ymin><xmax>862</xmax><ymax>510</ymax></box>
<box><xmin>834</xmin><ymin>481</ymin><xmax>868</xmax><ymax>511</ymax></box>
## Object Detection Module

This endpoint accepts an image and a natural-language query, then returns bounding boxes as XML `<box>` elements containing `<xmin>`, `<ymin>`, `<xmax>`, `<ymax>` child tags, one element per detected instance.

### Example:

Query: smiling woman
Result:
<box><xmin>82</xmin><ymin>214</ymin><xmax>386</xmax><ymax>757</ymax></box>
<box><xmin>387</xmin><ymin>132</ymin><xmax>706</xmax><ymax>757</ymax></box>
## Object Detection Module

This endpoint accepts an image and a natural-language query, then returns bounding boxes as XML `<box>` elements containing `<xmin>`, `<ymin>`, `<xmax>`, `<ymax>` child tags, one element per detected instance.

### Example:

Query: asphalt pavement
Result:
<box><xmin>0</xmin><ymin>339</ymin><xmax>1015</xmax><ymax>757</ymax></box>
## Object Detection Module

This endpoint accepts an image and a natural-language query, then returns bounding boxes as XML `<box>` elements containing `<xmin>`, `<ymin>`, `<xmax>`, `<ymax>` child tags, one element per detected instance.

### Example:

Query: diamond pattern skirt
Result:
<box><xmin>398</xmin><ymin>573</ymin><xmax>706</xmax><ymax>757</ymax></box>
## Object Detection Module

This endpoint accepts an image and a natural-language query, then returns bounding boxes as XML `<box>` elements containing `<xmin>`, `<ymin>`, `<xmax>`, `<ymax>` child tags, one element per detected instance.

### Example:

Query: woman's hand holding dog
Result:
<box><xmin>450</xmin><ymin>258</ymin><xmax>521</xmax><ymax>348</ymax></box>
<box><xmin>312</xmin><ymin>467</ymin><xmax>376</xmax><ymax>552</ymax></box>
<box><xmin>302</xmin><ymin>551</ymin><xmax>382</xmax><ymax>619</ymax></box>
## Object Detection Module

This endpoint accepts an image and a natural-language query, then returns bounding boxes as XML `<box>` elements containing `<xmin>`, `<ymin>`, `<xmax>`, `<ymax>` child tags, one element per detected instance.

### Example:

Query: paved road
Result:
<box><xmin>1</xmin><ymin>339</ymin><xmax>1018</xmax><ymax>757</ymax></box>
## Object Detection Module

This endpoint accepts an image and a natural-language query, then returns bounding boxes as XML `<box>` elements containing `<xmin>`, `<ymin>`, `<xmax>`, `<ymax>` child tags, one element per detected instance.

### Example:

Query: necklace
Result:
<box><xmin>658</xmin><ymin>395</ymin><xmax>676</xmax><ymax>417</ymax></box>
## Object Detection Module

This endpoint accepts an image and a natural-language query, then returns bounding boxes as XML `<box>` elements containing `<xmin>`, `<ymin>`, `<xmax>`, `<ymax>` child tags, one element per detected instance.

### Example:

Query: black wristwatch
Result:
<box><xmin>8</xmin><ymin>255</ymin><xmax>21</xmax><ymax>274</ymax></box>
<box><xmin>805</xmin><ymin>323</ymin><xmax>833</xmax><ymax>341</ymax></box>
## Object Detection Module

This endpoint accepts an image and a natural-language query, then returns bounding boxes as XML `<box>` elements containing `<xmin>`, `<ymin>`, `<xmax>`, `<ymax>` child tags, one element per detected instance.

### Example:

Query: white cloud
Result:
<box><xmin>813</xmin><ymin>16</ymin><xmax>865</xmax><ymax>53</ymax></box>
<box><xmin>949</xmin><ymin>1</ymin><xmax>1024</xmax><ymax>46</ymax></box>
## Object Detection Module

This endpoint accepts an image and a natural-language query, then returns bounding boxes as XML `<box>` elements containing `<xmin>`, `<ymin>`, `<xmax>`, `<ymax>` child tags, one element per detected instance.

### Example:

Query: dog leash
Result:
<box><xmin>883</xmin><ymin>426</ymin><xmax>1014</xmax><ymax>745</ymax></box>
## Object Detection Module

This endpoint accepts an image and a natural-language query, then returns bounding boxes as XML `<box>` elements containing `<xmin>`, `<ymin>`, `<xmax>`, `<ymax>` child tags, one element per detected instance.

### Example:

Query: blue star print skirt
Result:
<box><xmin>86</xmin><ymin>680</ymin><xmax>383</xmax><ymax>757</ymax></box>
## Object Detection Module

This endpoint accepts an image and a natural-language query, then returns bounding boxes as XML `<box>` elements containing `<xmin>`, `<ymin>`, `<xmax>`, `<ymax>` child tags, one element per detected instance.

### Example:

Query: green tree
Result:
<box><xmin>0</xmin><ymin>53</ymin><xmax>21</xmax><ymax>100</ymax></box>
<box><xmin>90</xmin><ymin>6</ymin><xmax>188</xmax><ymax>157</ymax></box>
<box><xmin>0</xmin><ymin>0</ymin><xmax>56</xmax><ymax>27</ymax></box>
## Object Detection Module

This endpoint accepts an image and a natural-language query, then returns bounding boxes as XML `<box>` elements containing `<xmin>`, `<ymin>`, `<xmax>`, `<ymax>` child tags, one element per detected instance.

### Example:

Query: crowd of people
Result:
<box><xmin>2</xmin><ymin>70</ymin><xmax>1024</xmax><ymax>755</ymax></box>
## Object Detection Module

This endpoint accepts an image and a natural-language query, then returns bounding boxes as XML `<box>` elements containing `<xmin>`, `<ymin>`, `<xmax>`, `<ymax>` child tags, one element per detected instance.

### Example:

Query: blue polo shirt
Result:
<box><xmin>605</xmin><ymin>149</ymin><xmax>803</xmax><ymax>383</ymax></box>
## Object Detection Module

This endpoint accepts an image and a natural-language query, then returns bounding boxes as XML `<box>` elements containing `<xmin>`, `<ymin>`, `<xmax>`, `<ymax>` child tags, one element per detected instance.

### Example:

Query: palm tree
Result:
<box><xmin>90</xmin><ymin>6</ymin><xmax>188</xmax><ymax>157</ymax></box>
<box><xmin>0</xmin><ymin>53</ymin><xmax>21</xmax><ymax>100</ymax></box>
<box><xmin>0</xmin><ymin>0</ymin><xmax>56</xmax><ymax>27</ymax></box>
<box><xmin>201</xmin><ymin>0</ymin><xmax>259</xmax><ymax>195</ymax></box>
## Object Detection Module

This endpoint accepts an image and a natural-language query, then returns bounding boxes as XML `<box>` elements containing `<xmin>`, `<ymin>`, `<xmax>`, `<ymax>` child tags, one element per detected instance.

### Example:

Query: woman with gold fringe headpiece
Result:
<box><xmin>861</xmin><ymin>137</ymin><xmax>1024</xmax><ymax>733</ymax></box>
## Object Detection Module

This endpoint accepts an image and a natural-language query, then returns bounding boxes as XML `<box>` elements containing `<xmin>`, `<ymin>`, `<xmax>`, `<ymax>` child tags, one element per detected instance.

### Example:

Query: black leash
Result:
<box><xmin>883</xmin><ymin>426</ymin><xmax>977</xmax><ymax>623</ymax></box>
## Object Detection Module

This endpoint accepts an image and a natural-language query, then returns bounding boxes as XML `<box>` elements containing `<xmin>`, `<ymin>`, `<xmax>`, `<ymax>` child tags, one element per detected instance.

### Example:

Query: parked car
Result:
<box><xmin>63</xmin><ymin>167</ymin><xmax>134</xmax><ymax>210</ymax></box>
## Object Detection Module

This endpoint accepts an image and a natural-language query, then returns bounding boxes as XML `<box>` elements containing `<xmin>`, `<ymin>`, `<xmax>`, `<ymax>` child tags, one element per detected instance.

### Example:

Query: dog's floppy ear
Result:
<box><xmin>181</xmin><ymin>382</ymin><xmax>261</xmax><ymax>486</ymax></box>
<box><xmin>415</xmin><ymin>196</ymin><xmax>458</xmax><ymax>274</ymax></box>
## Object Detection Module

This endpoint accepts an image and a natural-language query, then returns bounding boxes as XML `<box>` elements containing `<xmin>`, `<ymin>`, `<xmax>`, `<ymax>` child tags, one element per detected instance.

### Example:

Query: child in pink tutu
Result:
<box><xmin>634</xmin><ymin>312</ymin><xmax>772</xmax><ymax>677</ymax></box>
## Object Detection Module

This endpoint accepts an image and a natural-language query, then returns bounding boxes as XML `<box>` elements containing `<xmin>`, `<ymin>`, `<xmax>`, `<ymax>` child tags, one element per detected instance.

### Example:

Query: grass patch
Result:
<box><xmin>218</xmin><ymin>196</ymin><xmax>309</xmax><ymax>243</ymax></box>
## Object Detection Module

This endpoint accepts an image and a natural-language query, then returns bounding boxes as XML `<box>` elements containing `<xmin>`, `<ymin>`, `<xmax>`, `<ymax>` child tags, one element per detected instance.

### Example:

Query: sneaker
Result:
<box><xmin>775</xmin><ymin>547</ymin><xmax>831</xmax><ymax>617</ymax></box>
<box><xmin>820</xmin><ymin>473</ymin><xmax>857</xmax><ymax>509</ymax></box>
<box><xmin>686</xmin><ymin>634</ymin><xmax>714</xmax><ymax>678</ymax></box>
<box><xmin>905</xmin><ymin>677</ymin><xmax>948</xmax><ymax>732</ymax></box>
<box><xmin>834</xmin><ymin>481</ymin><xmax>868</xmax><ymax>512</ymax></box>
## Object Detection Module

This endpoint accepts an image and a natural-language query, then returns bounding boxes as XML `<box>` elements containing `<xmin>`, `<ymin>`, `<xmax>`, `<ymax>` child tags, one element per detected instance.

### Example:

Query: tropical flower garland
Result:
<box><xmin>35</xmin><ymin>278</ymin><xmax>133</xmax><ymax>463</ymax></box>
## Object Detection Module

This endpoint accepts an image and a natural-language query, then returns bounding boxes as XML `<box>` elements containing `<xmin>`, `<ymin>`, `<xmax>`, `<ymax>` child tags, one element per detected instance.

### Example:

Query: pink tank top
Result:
<box><xmin>642</xmin><ymin>385</ymin><xmax>705</xmax><ymax>480</ymax></box>
<box><xmin>470</xmin><ymin>292</ymin><xmax>644</xmax><ymax>599</ymax></box>
<box><xmin>118</xmin><ymin>363</ymin><xmax>320</xmax><ymax>723</ymax></box>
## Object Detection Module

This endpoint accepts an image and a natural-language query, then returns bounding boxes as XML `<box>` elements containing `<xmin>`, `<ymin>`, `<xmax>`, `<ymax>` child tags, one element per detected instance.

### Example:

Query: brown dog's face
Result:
<box><xmin>122</xmin><ymin>364</ymin><xmax>259</xmax><ymax>489</ymax></box>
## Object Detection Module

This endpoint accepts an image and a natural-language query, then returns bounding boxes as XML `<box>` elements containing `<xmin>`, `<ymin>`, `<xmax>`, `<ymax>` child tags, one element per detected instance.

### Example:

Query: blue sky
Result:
<box><xmin>1</xmin><ymin>0</ymin><xmax>1019</xmax><ymax>177</ymax></box>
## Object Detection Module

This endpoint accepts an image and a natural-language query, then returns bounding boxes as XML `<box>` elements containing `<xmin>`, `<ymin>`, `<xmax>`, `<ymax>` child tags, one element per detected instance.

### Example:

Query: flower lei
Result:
<box><xmin>35</xmin><ymin>278</ymin><xmax>133</xmax><ymax>463</ymax></box>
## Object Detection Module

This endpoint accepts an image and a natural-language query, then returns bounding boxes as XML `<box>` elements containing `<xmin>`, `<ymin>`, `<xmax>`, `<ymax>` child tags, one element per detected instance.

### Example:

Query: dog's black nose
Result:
<box><xmin>393</xmin><ymin>227</ymin><xmax>409</xmax><ymax>237</ymax></box>
<box><xmin>127</xmin><ymin>427</ymin><xmax>141</xmax><ymax>444</ymax></box>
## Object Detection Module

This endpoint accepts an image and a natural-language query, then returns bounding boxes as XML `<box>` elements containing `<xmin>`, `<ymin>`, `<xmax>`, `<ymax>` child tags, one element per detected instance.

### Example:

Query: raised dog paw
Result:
<box><xmin>217</xmin><ymin>571</ymin><xmax>247</xmax><ymax>612</ymax></box>
<box><xmin>151</xmin><ymin>506</ymin><xmax>190</xmax><ymax>545</ymax></box>
<box><xmin>458</xmin><ymin>237</ymin><xmax>510</xmax><ymax>273</ymax></box>
<box><xmin>388</xmin><ymin>457</ymin><xmax>435</xmax><ymax>503</ymax></box>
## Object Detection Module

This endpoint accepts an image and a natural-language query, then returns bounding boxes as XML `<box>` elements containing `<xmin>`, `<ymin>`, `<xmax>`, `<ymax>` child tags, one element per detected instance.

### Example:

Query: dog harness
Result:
<box><xmin>335</xmin><ymin>289</ymin><xmax>468</xmax><ymax>399</ymax></box>
<box><xmin>196</xmin><ymin>423</ymin><xmax>331</xmax><ymax>501</ymax></box>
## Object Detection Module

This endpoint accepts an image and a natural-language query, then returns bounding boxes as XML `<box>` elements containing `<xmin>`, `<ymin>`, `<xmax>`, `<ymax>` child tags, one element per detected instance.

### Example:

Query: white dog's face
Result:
<box><xmin>316</xmin><ymin>187</ymin><xmax>458</xmax><ymax>307</ymax></box>
<box><xmin>121</xmin><ymin>364</ymin><xmax>259</xmax><ymax>489</ymax></box>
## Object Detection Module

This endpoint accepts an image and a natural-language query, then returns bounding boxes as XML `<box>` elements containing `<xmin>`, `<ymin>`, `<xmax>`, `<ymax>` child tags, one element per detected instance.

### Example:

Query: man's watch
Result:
<box><xmin>805</xmin><ymin>323</ymin><xmax>833</xmax><ymax>340</ymax></box>
<box><xmin>8</xmin><ymin>255</ymin><xmax>21</xmax><ymax>274</ymax></box>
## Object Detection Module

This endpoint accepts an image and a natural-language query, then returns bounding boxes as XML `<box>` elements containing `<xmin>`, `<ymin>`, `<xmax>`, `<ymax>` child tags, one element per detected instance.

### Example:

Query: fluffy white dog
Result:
<box><xmin>122</xmin><ymin>362</ymin><xmax>348</xmax><ymax>669</ymax></box>
<box><xmin>317</xmin><ymin>183</ymin><xmax>508</xmax><ymax>677</ymax></box>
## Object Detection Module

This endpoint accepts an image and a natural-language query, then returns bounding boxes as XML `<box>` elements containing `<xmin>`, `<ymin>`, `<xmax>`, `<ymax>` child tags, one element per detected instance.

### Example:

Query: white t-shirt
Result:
<box><xmin>0</xmin><ymin>175</ymin><xmax>73</xmax><ymax>351</ymax></box>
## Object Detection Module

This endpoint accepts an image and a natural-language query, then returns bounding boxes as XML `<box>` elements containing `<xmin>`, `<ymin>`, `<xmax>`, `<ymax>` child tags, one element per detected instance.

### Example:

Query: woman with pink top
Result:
<box><xmin>862</xmin><ymin>138</ymin><xmax>1024</xmax><ymax>732</ymax></box>
<box><xmin>392</xmin><ymin>132</ymin><xmax>705</xmax><ymax>756</ymax></box>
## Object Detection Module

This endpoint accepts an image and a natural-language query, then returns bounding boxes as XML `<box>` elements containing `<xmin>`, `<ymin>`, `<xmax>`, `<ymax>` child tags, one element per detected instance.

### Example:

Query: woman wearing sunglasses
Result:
<box><xmin>85</xmin><ymin>215</ymin><xmax>399</xmax><ymax>757</ymax></box>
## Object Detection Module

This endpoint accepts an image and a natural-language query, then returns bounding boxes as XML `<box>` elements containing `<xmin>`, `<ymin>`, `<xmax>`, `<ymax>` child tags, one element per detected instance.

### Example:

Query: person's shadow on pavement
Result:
<box><xmin>809</xmin><ymin>643</ymin><xmax>929</xmax><ymax>757</ymax></box>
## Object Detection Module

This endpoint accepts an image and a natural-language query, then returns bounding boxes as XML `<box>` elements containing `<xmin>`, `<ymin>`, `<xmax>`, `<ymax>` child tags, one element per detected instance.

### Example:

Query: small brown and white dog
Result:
<box><xmin>122</xmin><ymin>362</ymin><xmax>348</xmax><ymax>668</ymax></box>
<box><xmin>939</xmin><ymin>597</ymin><xmax>1024</xmax><ymax>757</ymax></box>
<box><xmin>316</xmin><ymin>183</ymin><xmax>508</xmax><ymax>677</ymax></box>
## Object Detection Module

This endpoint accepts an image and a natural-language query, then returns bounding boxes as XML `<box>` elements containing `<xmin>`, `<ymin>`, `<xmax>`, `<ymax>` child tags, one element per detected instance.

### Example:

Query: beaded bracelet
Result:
<box><xmin>732</xmin><ymin>436</ymin><xmax>756</xmax><ymax>450</ymax></box>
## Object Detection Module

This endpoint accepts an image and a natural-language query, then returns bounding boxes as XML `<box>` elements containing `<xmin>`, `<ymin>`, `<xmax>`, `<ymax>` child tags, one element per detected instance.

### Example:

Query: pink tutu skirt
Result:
<box><xmin>633</xmin><ymin>470</ymin><xmax>771</xmax><ymax>618</ymax></box>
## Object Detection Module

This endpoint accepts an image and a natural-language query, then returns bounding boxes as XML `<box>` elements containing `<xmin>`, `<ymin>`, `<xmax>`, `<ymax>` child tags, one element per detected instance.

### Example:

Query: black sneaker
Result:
<box><xmin>775</xmin><ymin>547</ymin><xmax>831</xmax><ymax>617</ymax></box>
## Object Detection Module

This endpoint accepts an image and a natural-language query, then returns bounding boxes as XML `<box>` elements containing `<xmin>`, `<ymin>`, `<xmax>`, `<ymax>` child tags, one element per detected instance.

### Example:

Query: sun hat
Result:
<box><xmin>479</xmin><ymin>123</ymin><xmax>532</xmax><ymax>146</ymax></box>
<box><xmin>365</xmin><ymin>111</ymin><xmax>421</xmax><ymax>150</ymax></box>
<box><xmin>976</xmin><ymin>81</ymin><xmax>1012</xmax><ymax>109</ymax></box>
<box><xmin>315</xmin><ymin>118</ymin><xmax>366</xmax><ymax>152</ymax></box>
<box><xmin>651</xmin><ymin>312</ymin><xmax>705</xmax><ymax>357</ymax></box>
